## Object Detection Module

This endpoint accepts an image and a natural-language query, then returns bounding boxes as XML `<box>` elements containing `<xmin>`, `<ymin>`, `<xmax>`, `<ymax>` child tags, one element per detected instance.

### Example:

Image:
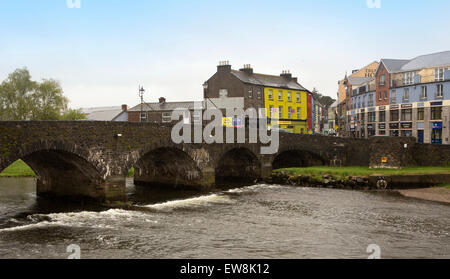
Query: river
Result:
<box><xmin>0</xmin><ymin>178</ymin><xmax>449</xmax><ymax>259</ymax></box>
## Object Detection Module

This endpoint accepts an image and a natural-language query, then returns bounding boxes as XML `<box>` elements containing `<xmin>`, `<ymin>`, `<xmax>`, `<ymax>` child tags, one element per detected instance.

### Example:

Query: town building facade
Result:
<box><xmin>344</xmin><ymin>51</ymin><xmax>450</xmax><ymax>145</ymax></box>
<box><xmin>203</xmin><ymin>62</ymin><xmax>311</xmax><ymax>134</ymax></box>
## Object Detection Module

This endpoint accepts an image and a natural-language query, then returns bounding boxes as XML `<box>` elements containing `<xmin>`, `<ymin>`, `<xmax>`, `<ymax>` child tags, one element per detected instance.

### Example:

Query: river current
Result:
<box><xmin>0</xmin><ymin>178</ymin><xmax>449</xmax><ymax>259</ymax></box>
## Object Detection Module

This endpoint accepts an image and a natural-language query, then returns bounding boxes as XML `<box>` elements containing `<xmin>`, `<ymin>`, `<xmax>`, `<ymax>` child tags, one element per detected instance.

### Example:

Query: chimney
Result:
<box><xmin>159</xmin><ymin>97</ymin><xmax>166</xmax><ymax>104</ymax></box>
<box><xmin>217</xmin><ymin>60</ymin><xmax>231</xmax><ymax>73</ymax></box>
<box><xmin>121</xmin><ymin>104</ymin><xmax>128</xmax><ymax>111</ymax></box>
<box><xmin>280</xmin><ymin>70</ymin><xmax>292</xmax><ymax>79</ymax></box>
<box><xmin>292</xmin><ymin>77</ymin><xmax>298</xmax><ymax>83</ymax></box>
<box><xmin>239</xmin><ymin>64</ymin><xmax>253</xmax><ymax>75</ymax></box>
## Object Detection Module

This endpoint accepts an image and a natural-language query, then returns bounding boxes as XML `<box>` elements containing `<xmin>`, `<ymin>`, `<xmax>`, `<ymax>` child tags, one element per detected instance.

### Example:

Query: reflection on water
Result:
<box><xmin>0</xmin><ymin>177</ymin><xmax>449</xmax><ymax>259</ymax></box>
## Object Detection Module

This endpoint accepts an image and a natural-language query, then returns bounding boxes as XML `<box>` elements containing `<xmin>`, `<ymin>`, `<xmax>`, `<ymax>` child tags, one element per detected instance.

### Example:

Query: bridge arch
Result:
<box><xmin>272</xmin><ymin>148</ymin><xmax>327</xmax><ymax>170</ymax></box>
<box><xmin>132</xmin><ymin>144</ymin><xmax>204</xmax><ymax>190</ymax></box>
<box><xmin>215</xmin><ymin>147</ymin><xmax>261</xmax><ymax>187</ymax></box>
<box><xmin>0</xmin><ymin>140</ymin><xmax>106</xmax><ymax>199</ymax></box>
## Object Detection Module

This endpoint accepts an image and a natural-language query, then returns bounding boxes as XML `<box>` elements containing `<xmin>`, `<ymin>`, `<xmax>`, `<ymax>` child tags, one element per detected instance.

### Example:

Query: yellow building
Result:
<box><xmin>264</xmin><ymin>87</ymin><xmax>308</xmax><ymax>134</ymax></box>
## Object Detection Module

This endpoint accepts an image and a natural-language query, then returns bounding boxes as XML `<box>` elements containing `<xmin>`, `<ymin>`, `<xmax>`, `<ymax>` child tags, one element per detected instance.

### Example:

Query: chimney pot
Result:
<box><xmin>121</xmin><ymin>104</ymin><xmax>128</xmax><ymax>111</ymax></box>
<box><xmin>159</xmin><ymin>97</ymin><xmax>166</xmax><ymax>104</ymax></box>
<box><xmin>239</xmin><ymin>64</ymin><xmax>253</xmax><ymax>75</ymax></box>
<box><xmin>217</xmin><ymin>60</ymin><xmax>232</xmax><ymax>73</ymax></box>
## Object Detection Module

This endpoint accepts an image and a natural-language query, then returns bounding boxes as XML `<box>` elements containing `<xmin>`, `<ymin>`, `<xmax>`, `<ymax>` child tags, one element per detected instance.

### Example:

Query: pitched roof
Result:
<box><xmin>399</xmin><ymin>51</ymin><xmax>450</xmax><ymax>72</ymax></box>
<box><xmin>380</xmin><ymin>59</ymin><xmax>410</xmax><ymax>73</ymax></box>
<box><xmin>347</xmin><ymin>76</ymin><xmax>374</xmax><ymax>86</ymax></box>
<box><xmin>82</xmin><ymin>107</ymin><xmax>124</xmax><ymax>121</ymax></box>
<box><xmin>230</xmin><ymin>70</ymin><xmax>309</xmax><ymax>91</ymax></box>
<box><xmin>128</xmin><ymin>101</ymin><xmax>197</xmax><ymax>112</ymax></box>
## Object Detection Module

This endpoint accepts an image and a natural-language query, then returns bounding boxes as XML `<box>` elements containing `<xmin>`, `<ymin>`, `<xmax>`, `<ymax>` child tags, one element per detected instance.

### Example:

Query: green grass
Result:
<box><xmin>276</xmin><ymin>166</ymin><xmax>450</xmax><ymax>177</ymax></box>
<box><xmin>0</xmin><ymin>160</ymin><xmax>36</xmax><ymax>177</ymax></box>
<box><xmin>127</xmin><ymin>167</ymin><xmax>134</xmax><ymax>178</ymax></box>
<box><xmin>442</xmin><ymin>184</ymin><xmax>450</xmax><ymax>189</ymax></box>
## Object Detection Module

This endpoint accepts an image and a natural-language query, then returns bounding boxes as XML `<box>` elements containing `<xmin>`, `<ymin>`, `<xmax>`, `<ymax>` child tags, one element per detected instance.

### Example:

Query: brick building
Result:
<box><xmin>203</xmin><ymin>62</ymin><xmax>311</xmax><ymax>134</ymax></box>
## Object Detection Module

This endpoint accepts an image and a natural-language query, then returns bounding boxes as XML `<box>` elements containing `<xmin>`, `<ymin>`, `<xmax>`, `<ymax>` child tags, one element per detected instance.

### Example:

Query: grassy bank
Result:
<box><xmin>276</xmin><ymin>166</ymin><xmax>450</xmax><ymax>178</ymax></box>
<box><xmin>0</xmin><ymin>160</ymin><xmax>36</xmax><ymax>177</ymax></box>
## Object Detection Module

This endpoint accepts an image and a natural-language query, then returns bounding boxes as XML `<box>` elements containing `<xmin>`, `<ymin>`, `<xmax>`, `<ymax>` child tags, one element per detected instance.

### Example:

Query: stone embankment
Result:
<box><xmin>267</xmin><ymin>172</ymin><xmax>450</xmax><ymax>190</ymax></box>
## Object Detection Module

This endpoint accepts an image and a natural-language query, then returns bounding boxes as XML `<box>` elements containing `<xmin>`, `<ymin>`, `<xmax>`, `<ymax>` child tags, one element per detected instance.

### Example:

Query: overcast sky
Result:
<box><xmin>1</xmin><ymin>0</ymin><xmax>450</xmax><ymax>109</ymax></box>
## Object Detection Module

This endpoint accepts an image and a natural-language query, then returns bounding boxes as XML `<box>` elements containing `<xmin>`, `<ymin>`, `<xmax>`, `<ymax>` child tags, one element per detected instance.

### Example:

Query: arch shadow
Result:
<box><xmin>215</xmin><ymin>147</ymin><xmax>261</xmax><ymax>187</ymax></box>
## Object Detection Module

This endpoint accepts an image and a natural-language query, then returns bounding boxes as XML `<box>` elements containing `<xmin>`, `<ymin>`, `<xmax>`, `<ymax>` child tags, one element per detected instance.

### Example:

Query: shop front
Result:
<box><xmin>400</xmin><ymin>122</ymin><xmax>413</xmax><ymax>137</ymax></box>
<box><xmin>431</xmin><ymin>122</ymin><xmax>443</xmax><ymax>144</ymax></box>
<box><xmin>389</xmin><ymin>123</ymin><xmax>399</xmax><ymax>137</ymax></box>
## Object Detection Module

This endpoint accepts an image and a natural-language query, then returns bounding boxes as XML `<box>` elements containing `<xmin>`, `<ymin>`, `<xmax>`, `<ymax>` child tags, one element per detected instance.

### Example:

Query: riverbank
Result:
<box><xmin>269</xmin><ymin>166</ymin><xmax>450</xmax><ymax>190</ymax></box>
<box><xmin>0</xmin><ymin>160</ymin><xmax>35</xmax><ymax>177</ymax></box>
<box><xmin>0</xmin><ymin>160</ymin><xmax>136</xmax><ymax>178</ymax></box>
<box><xmin>398</xmin><ymin>186</ymin><xmax>450</xmax><ymax>204</ymax></box>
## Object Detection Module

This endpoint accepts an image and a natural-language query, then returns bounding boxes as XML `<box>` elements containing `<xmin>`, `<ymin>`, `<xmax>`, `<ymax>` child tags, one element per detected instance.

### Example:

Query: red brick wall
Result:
<box><xmin>376</xmin><ymin>63</ymin><xmax>390</xmax><ymax>106</ymax></box>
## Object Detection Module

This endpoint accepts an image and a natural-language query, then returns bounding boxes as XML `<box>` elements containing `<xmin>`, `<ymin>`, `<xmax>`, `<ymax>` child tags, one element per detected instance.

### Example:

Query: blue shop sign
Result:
<box><xmin>432</xmin><ymin>122</ymin><xmax>443</xmax><ymax>129</ymax></box>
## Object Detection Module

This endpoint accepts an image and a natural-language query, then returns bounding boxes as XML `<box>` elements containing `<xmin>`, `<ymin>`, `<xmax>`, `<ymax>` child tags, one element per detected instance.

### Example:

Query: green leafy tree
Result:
<box><xmin>0</xmin><ymin>68</ymin><xmax>83</xmax><ymax>121</ymax></box>
<box><xmin>30</xmin><ymin>79</ymin><xmax>69</xmax><ymax>120</ymax></box>
<box><xmin>61</xmin><ymin>109</ymin><xmax>87</xmax><ymax>120</ymax></box>
<box><xmin>0</xmin><ymin>68</ymin><xmax>36</xmax><ymax>120</ymax></box>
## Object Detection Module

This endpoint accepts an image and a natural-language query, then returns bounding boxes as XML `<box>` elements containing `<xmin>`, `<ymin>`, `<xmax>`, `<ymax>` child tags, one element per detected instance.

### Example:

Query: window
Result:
<box><xmin>296</xmin><ymin>93</ymin><xmax>301</xmax><ymax>103</ymax></box>
<box><xmin>421</xmin><ymin>86</ymin><xmax>427</xmax><ymax>99</ymax></box>
<box><xmin>368</xmin><ymin>112</ymin><xmax>376</xmax><ymax>123</ymax></box>
<box><xmin>404</xmin><ymin>88</ymin><xmax>409</xmax><ymax>101</ymax></box>
<box><xmin>287</xmin><ymin>92</ymin><xmax>292</xmax><ymax>102</ymax></box>
<box><xmin>380</xmin><ymin>75</ymin><xmax>386</xmax><ymax>86</ymax></box>
<box><xmin>257</xmin><ymin>89</ymin><xmax>262</xmax><ymax>99</ymax></box>
<box><xmin>162</xmin><ymin>112</ymin><xmax>172</xmax><ymax>123</ymax></box>
<box><xmin>390</xmin><ymin>110</ymin><xmax>399</xmax><ymax>122</ymax></box>
<box><xmin>435</xmin><ymin>68</ymin><xmax>445</xmax><ymax>81</ymax></box>
<box><xmin>417</xmin><ymin>108</ymin><xmax>424</xmax><ymax>121</ymax></box>
<box><xmin>368</xmin><ymin>94</ymin><xmax>374</xmax><ymax>107</ymax></box>
<box><xmin>431</xmin><ymin>107</ymin><xmax>442</xmax><ymax>120</ymax></box>
<box><xmin>401</xmin><ymin>109</ymin><xmax>412</xmax><ymax>121</ymax></box>
<box><xmin>379</xmin><ymin>130</ymin><xmax>386</xmax><ymax>135</ymax></box>
<box><xmin>379</xmin><ymin>111</ymin><xmax>386</xmax><ymax>123</ymax></box>
<box><xmin>391</xmin><ymin>90</ymin><xmax>396</xmax><ymax>103</ymax></box>
<box><xmin>278</xmin><ymin>91</ymin><xmax>283</xmax><ymax>101</ymax></box>
<box><xmin>268</xmin><ymin>90</ymin><xmax>273</xmax><ymax>100</ymax></box>
<box><xmin>378</xmin><ymin>92</ymin><xmax>382</xmax><ymax>100</ymax></box>
<box><xmin>248</xmin><ymin>88</ymin><xmax>253</xmax><ymax>98</ymax></box>
<box><xmin>437</xmin><ymin>84</ymin><xmax>443</xmax><ymax>98</ymax></box>
<box><xmin>297</xmin><ymin>108</ymin><xmax>301</xmax><ymax>119</ymax></box>
<box><xmin>219</xmin><ymin>89</ymin><xmax>228</xmax><ymax>98</ymax></box>
<box><xmin>279</xmin><ymin>106</ymin><xmax>283</xmax><ymax>119</ymax></box>
<box><xmin>269</xmin><ymin>105</ymin><xmax>273</xmax><ymax>118</ymax></box>
<box><xmin>403</xmin><ymin>72</ymin><xmax>415</xmax><ymax>85</ymax></box>
<box><xmin>288</xmin><ymin>107</ymin><xmax>292</xmax><ymax>119</ymax></box>
<box><xmin>140</xmin><ymin>112</ymin><xmax>147</xmax><ymax>122</ymax></box>
<box><xmin>390</xmin><ymin>130</ymin><xmax>399</xmax><ymax>137</ymax></box>
<box><xmin>401</xmin><ymin>130</ymin><xmax>413</xmax><ymax>137</ymax></box>
<box><xmin>384</xmin><ymin>91</ymin><xmax>388</xmax><ymax>100</ymax></box>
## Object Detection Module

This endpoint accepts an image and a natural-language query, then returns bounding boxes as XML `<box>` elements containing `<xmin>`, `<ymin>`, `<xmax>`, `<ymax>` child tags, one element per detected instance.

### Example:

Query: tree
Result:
<box><xmin>0</xmin><ymin>68</ymin><xmax>84</xmax><ymax>121</ymax></box>
<box><xmin>0</xmin><ymin>68</ymin><xmax>36</xmax><ymax>120</ymax></box>
<box><xmin>311</xmin><ymin>87</ymin><xmax>336</xmax><ymax>109</ymax></box>
<box><xmin>61</xmin><ymin>109</ymin><xmax>87</xmax><ymax>121</ymax></box>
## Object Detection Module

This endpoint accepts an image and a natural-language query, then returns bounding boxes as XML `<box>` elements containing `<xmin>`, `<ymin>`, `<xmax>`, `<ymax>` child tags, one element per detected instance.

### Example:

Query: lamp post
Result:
<box><xmin>139</xmin><ymin>86</ymin><xmax>145</xmax><ymax>123</ymax></box>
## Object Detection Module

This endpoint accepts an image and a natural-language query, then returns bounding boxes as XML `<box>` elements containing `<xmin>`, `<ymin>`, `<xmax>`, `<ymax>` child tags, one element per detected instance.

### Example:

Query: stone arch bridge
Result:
<box><xmin>0</xmin><ymin>121</ymin><xmax>446</xmax><ymax>202</ymax></box>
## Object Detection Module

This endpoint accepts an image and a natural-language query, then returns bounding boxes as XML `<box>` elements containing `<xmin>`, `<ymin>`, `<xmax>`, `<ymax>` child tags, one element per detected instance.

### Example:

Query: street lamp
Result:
<box><xmin>139</xmin><ymin>86</ymin><xmax>145</xmax><ymax>122</ymax></box>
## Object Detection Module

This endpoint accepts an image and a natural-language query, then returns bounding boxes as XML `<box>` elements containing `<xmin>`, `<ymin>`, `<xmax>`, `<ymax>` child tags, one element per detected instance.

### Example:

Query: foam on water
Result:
<box><xmin>0</xmin><ymin>209</ymin><xmax>155</xmax><ymax>232</ymax></box>
<box><xmin>143</xmin><ymin>194</ymin><xmax>234</xmax><ymax>211</ymax></box>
